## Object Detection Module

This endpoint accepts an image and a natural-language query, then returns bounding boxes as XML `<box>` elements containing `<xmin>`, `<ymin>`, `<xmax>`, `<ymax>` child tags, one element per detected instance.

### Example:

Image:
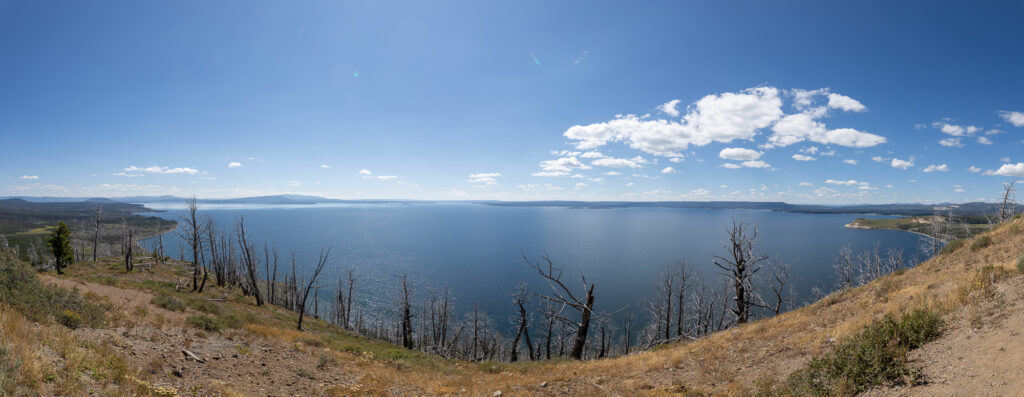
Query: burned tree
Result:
<box><xmin>179</xmin><ymin>197</ymin><xmax>205</xmax><ymax>292</ymax></box>
<box><xmin>398</xmin><ymin>274</ymin><xmax>414</xmax><ymax>349</ymax></box>
<box><xmin>91</xmin><ymin>205</ymin><xmax>102</xmax><ymax>261</ymax></box>
<box><xmin>998</xmin><ymin>181</ymin><xmax>1017</xmax><ymax>223</ymax></box>
<box><xmin>121</xmin><ymin>218</ymin><xmax>135</xmax><ymax>272</ymax></box>
<box><xmin>762</xmin><ymin>258</ymin><xmax>793</xmax><ymax>315</ymax></box>
<box><xmin>509</xmin><ymin>283</ymin><xmax>535</xmax><ymax>362</ymax></box>
<box><xmin>296</xmin><ymin>246</ymin><xmax>331</xmax><ymax>330</ymax></box>
<box><xmin>523</xmin><ymin>253</ymin><xmax>606</xmax><ymax>360</ymax></box>
<box><xmin>235</xmin><ymin>216</ymin><xmax>264</xmax><ymax>306</ymax></box>
<box><xmin>712</xmin><ymin>218</ymin><xmax>767</xmax><ymax>325</ymax></box>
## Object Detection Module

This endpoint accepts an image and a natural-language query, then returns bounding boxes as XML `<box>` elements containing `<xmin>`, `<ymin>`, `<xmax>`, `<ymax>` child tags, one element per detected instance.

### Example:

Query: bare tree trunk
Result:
<box><xmin>235</xmin><ymin>216</ymin><xmax>264</xmax><ymax>306</ymax></box>
<box><xmin>92</xmin><ymin>205</ymin><xmax>102</xmax><ymax>261</ymax></box>
<box><xmin>297</xmin><ymin>247</ymin><xmax>331</xmax><ymax>330</ymax></box>
<box><xmin>712</xmin><ymin>218</ymin><xmax>766</xmax><ymax>325</ymax></box>
<box><xmin>399</xmin><ymin>274</ymin><xmax>414</xmax><ymax>349</ymax></box>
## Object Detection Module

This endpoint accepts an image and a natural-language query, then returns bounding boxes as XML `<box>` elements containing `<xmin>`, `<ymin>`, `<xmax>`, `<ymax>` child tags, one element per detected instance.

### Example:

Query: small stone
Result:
<box><xmin>540</xmin><ymin>381</ymin><xmax>548</xmax><ymax>388</ymax></box>
<box><xmin>171</xmin><ymin>368</ymin><xmax>183</xmax><ymax>378</ymax></box>
<box><xmin>493</xmin><ymin>391</ymin><xmax>503</xmax><ymax>397</ymax></box>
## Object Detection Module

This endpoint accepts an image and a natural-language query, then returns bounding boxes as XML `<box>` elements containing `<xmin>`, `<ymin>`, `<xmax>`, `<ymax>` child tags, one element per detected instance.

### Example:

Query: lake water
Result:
<box><xmin>141</xmin><ymin>203</ymin><xmax>925</xmax><ymax>329</ymax></box>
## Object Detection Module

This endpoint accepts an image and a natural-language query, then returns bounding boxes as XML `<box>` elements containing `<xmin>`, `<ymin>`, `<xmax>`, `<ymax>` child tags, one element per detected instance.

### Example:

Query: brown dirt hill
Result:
<box><xmin>0</xmin><ymin>216</ymin><xmax>1022</xmax><ymax>396</ymax></box>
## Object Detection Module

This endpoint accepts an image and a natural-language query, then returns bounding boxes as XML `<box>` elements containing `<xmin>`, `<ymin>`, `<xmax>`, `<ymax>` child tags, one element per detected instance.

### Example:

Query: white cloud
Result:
<box><xmin>661</xmin><ymin>166</ymin><xmax>676</xmax><ymax>174</ymax></box>
<box><xmin>574</xmin><ymin>183</ymin><xmax>587</xmax><ymax>190</ymax></box>
<box><xmin>720</xmin><ymin>185</ymin><xmax>728</xmax><ymax>188</ymax></box>
<box><xmin>658</xmin><ymin>99</ymin><xmax>681</xmax><ymax>117</ymax></box>
<box><xmin>741</xmin><ymin>160</ymin><xmax>771</xmax><ymax>168</ymax></box>
<box><xmin>579</xmin><ymin>151</ymin><xmax>605</xmax><ymax>159</ymax></box>
<box><xmin>574</xmin><ymin>50</ymin><xmax>589</xmax><ymax>64</ymax></box>
<box><xmin>986</xmin><ymin>129</ymin><xmax>1004</xmax><ymax>136</ymax></box>
<box><xmin>690</xmin><ymin>188</ymin><xmax>710</xmax><ymax>196</ymax></box>
<box><xmin>374</xmin><ymin>175</ymin><xmax>398</xmax><ymax>180</ymax></box>
<box><xmin>938</xmin><ymin>137</ymin><xmax>963</xmax><ymax>147</ymax></box>
<box><xmin>320</xmin><ymin>164</ymin><xmax>331</xmax><ymax>169</ymax></box>
<box><xmin>669</xmin><ymin>157</ymin><xmax>683</xmax><ymax>163</ymax></box>
<box><xmin>968</xmin><ymin>166</ymin><xmax>981</xmax><ymax>173</ymax></box>
<box><xmin>789</xmin><ymin>88</ymin><xmax>828</xmax><ymax>110</ymax></box>
<box><xmin>871</xmin><ymin>156</ymin><xmax>884</xmax><ymax>162</ymax></box>
<box><xmin>359</xmin><ymin>169</ymin><xmax>372</xmax><ymax>175</ymax></box>
<box><xmin>19</xmin><ymin>175</ymin><xmax>38</xmax><ymax>180</ymax></box>
<box><xmin>570</xmin><ymin>174</ymin><xmax>585</xmax><ymax>178</ymax></box>
<box><xmin>604</xmin><ymin>171</ymin><xmax>622</xmax><ymax>176</ymax></box>
<box><xmin>534</xmin><ymin>157</ymin><xmax>591</xmax><ymax>176</ymax></box>
<box><xmin>286</xmin><ymin>180</ymin><xmax>302</xmax><ymax>186</ymax></box>
<box><xmin>768</xmin><ymin>114</ymin><xmax>884</xmax><ymax>148</ymax></box>
<box><xmin>977</xmin><ymin>136</ymin><xmax>993</xmax><ymax>145</ymax></box>
<box><xmin>359</xmin><ymin>169</ymin><xmax>397</xmax><ymax>180</ymax></box>
<box><xmin>891</xmin><ymin>158</ymin><xmax>914</xmax><ymax>170</ymax></box>
<box><xmin>123</xmin><ymin>165</ymin><xmax>200</xmax><ymax>175</ymax></box>
<box><xmin>792</xmin><ymin>154</ymin><xmax>815</xmax><ymax>161</ymax></box>
<box><xmin>591</xmin><ymin>156</ymin><xmax>648</xmax><ymax>168</ymax></box>
<box><xmin>1002</xmin><ymin>157</ymin><xmax>1011</xmax><ymax>163</ymax></box>
<box><xmin>564</xmin><ymin>87</ymin><xmax>783</xmax><ymax>156</ymax></box>
<box><xmin>722</xmin><ymin>163</ymin><xmax>742</xmax><ymax>169</ymax></box>
<box><xmin>228</xmin><ymin>162</ymin><xmax>241</xmax><ymax>168</ymax></box>
<box><xmin>985</xmin><ymin>162</ymin><xmax>1024</xmax><ymax>177</ymax></box>
<box><xmin>719</xmin><ymin>147</ymin><xmax>763</xmax><ymax>161</ymax></box>
<box><xmin>798</xmin><ymin>182</ymin><xmax>813</xmax><ymax>187</ymax></box>
<box><xmin>825</xmin><ymin>179</ymin><xmax>869</xmax><ymax>186</ymax></box>
<box><xmin>922</xmin><ymin>164</ymin><xmax>949</xmax><ymax>173</ymax></box>
<box><xmin>625</xmin><ymin>182</ymin><xmax>635</xmax><ymax>187</ymax></box>
<box><xmin>468</xmin><ymin>172</ymin><xmax>501</xmax><ymax>184</ymax></box>
<box><xmin>827</xmin><ymin>93</ymin><xmax>867</xmax><ymax>112</ymax></box>
<box><xmin>999</xmin><ymin>111</ymin><xmax>1024</xmax><ymax>127</ymax></box>
<box><xmin>843</xmin><ymin>159</ymin><xmax>857</xmax><ymax>165</ymax></box>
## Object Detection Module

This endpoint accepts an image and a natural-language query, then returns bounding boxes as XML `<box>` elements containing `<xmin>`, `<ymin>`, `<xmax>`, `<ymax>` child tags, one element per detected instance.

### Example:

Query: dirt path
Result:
<box><xmin>873</xmin><ymin>276</ymin><xmax>1024</xmax><ymax>396</ymax></box>
<box><xmin>39</xmin><ymin>275</ymin><xmax>359</xmax><ymax>396</ymax></box>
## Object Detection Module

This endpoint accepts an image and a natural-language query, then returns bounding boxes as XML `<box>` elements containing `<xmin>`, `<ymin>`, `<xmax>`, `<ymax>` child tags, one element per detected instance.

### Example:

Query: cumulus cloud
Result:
<box><xmin>661</xmin><ymin>166</ymin><xmax>676</xmax><ymax>174</ymax></box>
<box><xmin>922</xmin><ymin>164</ymin><xmax>949</xmax><ymax>173</ymax></box>
<box><xmin>740</xmin><ymin>160</ymin><xmax>771</xmax><ymax>168</ymax></box>
<box><xmin>19</xmin><ymin>175</ymin><xmax>38</xmax><ymax>180</ymax></box>
<box><xmin>591</xmin><ymin>156</ymin><xmax>649</xmax><ymax>168</ymax></box>
<box><xmin>228</xmin><ymin>162</ymin><xmax>241</xmax><ymax>168</ymax></box>
<box><xmin>871</xmin><ymin>156</ymin><xmax>884</xmax><ymax>162</ymax></box>
<box><xmin>767</xmin><ymin>114</ymin><xmax>884</xmax><ymax>148</ymax></box>
<box><xmin>359</xmin><ymin>169</ymin><xmax>397</xmax><ymax>180</ymax></box>
<box><xmin>827</xmin><ymin>93</ymin><xmax>867</xmax><ymax>112</ymax></box>
<box><xmin>977</xmin><ymin>136</ymin><xmax>993</xmax><ymax>145</ymax></box>
<box><xmin>320</xmin><ymin>164</ymin><xmax>331</xmax><ymax>169</ymax></box>
<box><xmin>798</xmin><ymin>182</ymin><xmax>813</xmax><ymax>187</ymax></box>
<box><xmin>534</xmin><ymin>157</ymin><xmax>591</xmax><ymax>176</ymax></box>
<box><xmin>658</xmin><ymin>99</ymin><xmax>681</xmax><ymax>117</ymax></box>
<box><xmin>968</xmin><ymin>166</ymin><xmax>981</xmax><ymax>173</ymax></box>
<box><xmin>690</xmin><ymin>188</ymin><xmax>710</xmax><ymax>196</ymax></box>
<box><xmin>123</xmin><ymin>165</ymin><xmax>200</xmax><ymax>175</ymax></box>
<box><xmin>564</xmin><ymin>87</ymin><xmax>783</xmax><ymax>156</ymax></box>
<box><xmin>792</xmin><ymin>154</ymin><xmax>815</xmax><ymax>161</ymax></box>
<box><xmin>719</xmin><ymin>148</ymin><xmax>763</xmax><ymax>161</ymax></box>
<box><xmin>999</xmin><ymin>111</ymin><xmax>1024</xmax><ymax>127</ymax></box>
<box><xmin>579</xmin><ymin>151</ymin><xmax>605</xmax><ymax>159</ymax></box>
<box><xmin>843</xmin><ymin>159</ymin><xmax>857</xmax><ymax>165</ymax></box>
<box><xmin>467</xmin><ymin>172</ymin><xmax>501</xmax><ymax>184</ymax></box>
<box><xmin>825</xmin><ymin>179</ymin><xmax>869</xmax><ymax>186</ymax></box>
<box><xmin>722</xmin><ymin>163</ymin><xmax>742</xmax><ymax>169</ymax></box>
<box><xmin>938</xmin><ymin>137</ymin><xmax>963</xmax><ymax>147</ymax></box>
<box><xmin>891</xmin><ymin>158</ymin><xmax>914</xmax><ymax>170</ymax></box>
<box><xmin>985</xmin><ymin>162</ymin><xmax>1024</xmax><ymax>177</ymax></box>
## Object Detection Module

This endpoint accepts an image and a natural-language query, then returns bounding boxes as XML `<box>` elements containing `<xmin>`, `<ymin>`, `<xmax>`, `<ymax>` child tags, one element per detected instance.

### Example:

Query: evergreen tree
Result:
<box><xmin>49</xmin><ymin>221</ymin><xmax>74</xmax><ymax>274</ymax></box>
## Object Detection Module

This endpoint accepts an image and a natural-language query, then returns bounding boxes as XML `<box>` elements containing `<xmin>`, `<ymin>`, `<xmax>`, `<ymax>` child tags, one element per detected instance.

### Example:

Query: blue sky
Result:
<box><xmin>2</xmin><ymin>1</ymin><xmax>1023</xmax><ymax>203</ymax></box>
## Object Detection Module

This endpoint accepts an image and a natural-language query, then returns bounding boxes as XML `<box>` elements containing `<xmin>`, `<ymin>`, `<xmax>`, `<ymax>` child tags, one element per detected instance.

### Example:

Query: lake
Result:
<box><xmin>141</xmin><ymin>203</ymin><xmax>925</xmax><ymax>330</ymax></box>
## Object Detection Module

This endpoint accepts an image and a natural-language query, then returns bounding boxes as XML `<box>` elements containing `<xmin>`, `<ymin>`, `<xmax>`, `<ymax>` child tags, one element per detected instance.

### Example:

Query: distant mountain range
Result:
<box><xmin>0</xmin><ymin>195</ymin><xmax>1012</xmax><ymax>217</ymax></box>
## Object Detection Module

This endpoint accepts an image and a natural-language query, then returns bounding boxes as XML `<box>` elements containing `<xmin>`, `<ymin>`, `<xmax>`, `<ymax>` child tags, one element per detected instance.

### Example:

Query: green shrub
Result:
<box><xmin>970</xmin><ymin>235</ymin><xmax>993</xmax><ymax>250</ymax></box>
<box><xmin>0</xmin><ymin>251</ymin><xmax>106</xmax><ymax>327</ymax></box>
<box><xmin>186</xmin><ymin>315</ymin><xmax>221</xmax><ymax>332</ymax></box>
<box><xmin>186</xmin><ymin>298</ymin><xmax>220</xmax><ymax>314</ymax></box>
<box><xmin>779</xmin><ymin>308</ymin><xmax>943</xmax><ymax>396</ymax></box>
<box><xmin>1016</xmin><ymin>254</ymin><xmax>1024</xmax><ymax>273</ymax></box>
<box><xmin>150</xmin><ymin>294</ymin><xmax>186</xmax><ymax>312</ymax></box>
<box><xmin>939</xmin><ymin>239</ymin><xmax>964</xmax><ymax>255</ymax></box>
<box><xmin>185</xmin><ymin>314</ymin><xmax>243</xmax><ymax>333</ymax></box>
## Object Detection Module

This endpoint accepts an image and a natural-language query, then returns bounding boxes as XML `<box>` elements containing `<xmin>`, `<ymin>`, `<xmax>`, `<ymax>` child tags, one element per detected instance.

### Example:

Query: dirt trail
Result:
<box><xmin>872</xmin><ymin>276</ymin><xmax>1024</xmax><ymax>396</ymax></box>
<box><xmin>39</xmin><ymin>275</ymin><xmax>358</xmax><ymax>396</ymax></box>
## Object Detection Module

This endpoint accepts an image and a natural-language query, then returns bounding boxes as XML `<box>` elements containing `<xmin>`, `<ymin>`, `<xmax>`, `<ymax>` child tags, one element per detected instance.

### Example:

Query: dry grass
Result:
<box><xmin>3</xmin><ymin>215</ymin><xmax>1022</xmax><ymax>395</ymax></box>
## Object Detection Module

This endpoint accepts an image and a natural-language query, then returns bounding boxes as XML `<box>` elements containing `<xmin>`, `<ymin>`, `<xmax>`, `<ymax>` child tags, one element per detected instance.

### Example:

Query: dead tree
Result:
<box><xmin>648</xmin><ymin>265</ymin><xmax>675</xmax><ymax>341</ymax></box>
<box><xmin>833</xmin><ymin>244</ymin><xmax>856</xmax><ymax>290</ymax></box>
<box><xmin>296</xmin><ymin>246</ymin><xmax>331</xmax><ymax>330</ymax></box>
<box><xmin>762</xmin><ymin>259</ymin><xmax>793</xmax><ymax>315</ymax></box>
<box><xmin>998</xmin><ymin>181</ymin><xmax>1018</xmax><ymax>223</ymax></box>
<box><xmin>509</xmin><ymin>283</ymin><xmax>535</xmax><ymax>362</ymax></box>
<box><xmin>398</xmin><ymin>274</ymin><xmax>414</xmax><ymax>349</ymax></box>
<box><xmin>92</xmin><ymin>204</ymin><xmax>102</xmax><ymax>261</ymax></box>
<box><xmin>236</xmin><ymin>216</ymin><xmax>264</xmax><ymax>305</ymax></box>
<box><xmin>523</xmin><ymin>253</ymin><xmax>606</xmax><ymax>360</ymax></box>
<box><xmin>713</xmin><ymin>218</ymin><xmax>766</xmax><ymax>325</ymax></box>
<box><xmin>120</xmin><ymin>218</ymin><xmax>134</xmax><ymax>272</ymax></box>
<box><xmin>675</xmin><ymin>261</ymin><xmax>695</xmax><ymax>337</ymax></box>
<box><xmin>179</xmin><ymin>196</ymin><xmax>205</xmax><ymax>292</ymax></box>
<box><xmin>621</xmin><ymin>311</ymin><xmax>633</xmax><ymax>355</ymax></box>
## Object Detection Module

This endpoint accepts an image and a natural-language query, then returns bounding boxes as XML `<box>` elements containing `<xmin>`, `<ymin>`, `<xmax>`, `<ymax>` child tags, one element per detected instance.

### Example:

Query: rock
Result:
<box><xmin>493</xmin><ymin>391</ymin><xmax>503</xmax><ymax>397</ymax></box>
<box><xmin>171</xmin><ymin>368</ymin><xmax>183</xmax><ymax>378</ymax></box>
<box><xmin>540</xmin><ymin>381</ymin><xmax>548</xmax><ymax>388</ymax></box>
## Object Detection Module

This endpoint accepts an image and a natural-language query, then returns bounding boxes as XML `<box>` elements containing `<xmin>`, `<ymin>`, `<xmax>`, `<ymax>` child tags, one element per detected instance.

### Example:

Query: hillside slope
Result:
<box><xmin>1</xmin><ymin>216</ymin><xmax>1022</xmax><ymax>396</ymax></box>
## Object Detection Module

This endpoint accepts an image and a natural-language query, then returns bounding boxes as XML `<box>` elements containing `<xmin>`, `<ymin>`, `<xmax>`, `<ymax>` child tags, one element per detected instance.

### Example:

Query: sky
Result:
<box><xmin>2</xmin><ymin>1</ymin><xmax>1023</xmax><ymax>204</ymax></box>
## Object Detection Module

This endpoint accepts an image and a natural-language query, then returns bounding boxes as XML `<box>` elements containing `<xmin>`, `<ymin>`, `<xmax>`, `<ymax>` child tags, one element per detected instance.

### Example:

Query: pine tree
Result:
<box><xmin>49</xmin><ymin>221</ymin><xmax>74</xmax><ymax>274</ymax></box>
